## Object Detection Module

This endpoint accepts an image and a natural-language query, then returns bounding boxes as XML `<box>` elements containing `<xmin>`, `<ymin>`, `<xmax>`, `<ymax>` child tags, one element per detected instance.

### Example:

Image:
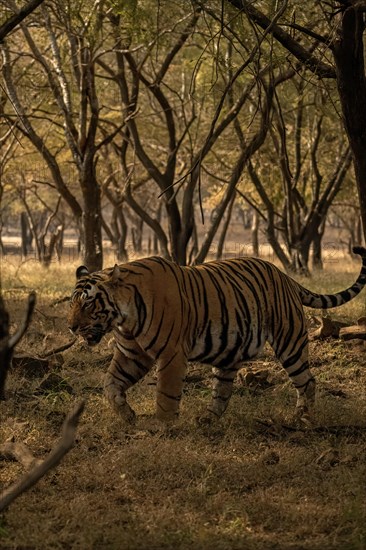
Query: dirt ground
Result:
<box><xmin>1</xmin><ymin>258</ymin><xmax>366</xmax><ymax>549</ymax></box>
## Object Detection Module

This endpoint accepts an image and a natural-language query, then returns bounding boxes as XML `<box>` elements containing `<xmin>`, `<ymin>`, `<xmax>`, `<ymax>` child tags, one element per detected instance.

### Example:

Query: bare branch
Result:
<box><xmin>0</xmin><ymin>0</ymin><xmax>45</xmax><ymax>42</ymax></box>
<box><xmin>0</xmin><ymin>401</ymin><xmax>85</xmax><ymax>512</ymax></box>
<box><xmin>223</xmin><ymin>0</ymin><xmax>336</xmax><ymax>78</ymax></box>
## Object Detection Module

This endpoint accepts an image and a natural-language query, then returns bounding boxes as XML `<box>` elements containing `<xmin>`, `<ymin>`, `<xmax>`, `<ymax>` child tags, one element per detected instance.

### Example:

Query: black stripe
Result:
<box><xmin>203</xmin><ymin>267</ymin><xmax>229</xmax><ymax>356</ymax></box>
<box><xmin>154</xmin><ymin>321</ymin><xmax>177</xmax><ymax>361</ymax></box>
<box><xmin>156</xmin><ymin>390</ymin><xmax>181</xmax><ymax>401</ymax></box>
<box><xmin>282</xmin><ymin>340</ymin><xmax>308</xmax><ymax>371</ymax></box>
<box><xmin>215</xmin><ymin>333</ymin><xmax>243</xmax><ymax>368</ymax></box>
<box><xmin>108</xmin><ymin>369</ymin><xmax>138</xmax><ymax>385</ymax></box>
<box><xmin>132</xmin><ymin>287</ymin><xmax>147</xmax><ymax>337</ymax></box>
<box><xmin>338</xmin><ymin>290</ymin><xmax>351</xmax><ymax>302</ymax></box>
<box><xmin>157</xmin><ymin>350</ymin><xmax>179</xmax><ymax>372</ymax></box>
<box><xmin>193</xmin><ymin>269</ymin><xmax>210</xmax><ymax>338</ymax></box>
<box><xmin>145</xmin><ymin>311</ymin><xmax>165</xmax><ymax>351</ymax></box>
<box><xmin>327</xmin><ymin>294</ymin><xmax>338</xmax><ymax>307</ymax></box>
<box><xmin>190</xmin><ymin>319</ymin><xmax>213</xmax><ymax>362</ymax></box>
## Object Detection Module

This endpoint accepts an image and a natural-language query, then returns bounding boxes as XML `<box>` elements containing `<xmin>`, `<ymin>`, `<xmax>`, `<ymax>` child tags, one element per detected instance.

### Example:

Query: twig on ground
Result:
<box><xmin>0</xmin><ymin>441</ymin><xmax>42</xmax><ymax>469</ymax></box>
<box><xmin>50</xmin><ymin>296</ymin><xmax>71</xmax><ymax>307</ymax></box>
<box><xmin>40</xmin><ymin>338</ymin><xmax>77</xmax><ymax>358</ymax></box>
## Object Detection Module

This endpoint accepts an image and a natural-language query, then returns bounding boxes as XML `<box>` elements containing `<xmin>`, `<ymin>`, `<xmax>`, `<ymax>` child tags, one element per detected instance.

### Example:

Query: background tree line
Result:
<box><xmin>0</xmin><ymin>0</ymin><xmax>364</xmax><ymax>273</ymax></box>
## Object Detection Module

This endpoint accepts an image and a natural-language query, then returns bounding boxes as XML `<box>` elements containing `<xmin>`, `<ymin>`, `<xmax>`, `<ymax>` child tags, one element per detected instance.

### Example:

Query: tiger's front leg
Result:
<box><xmin>104</xmin><ymin>347</ymin><xmax>153</xmax><ymax>423</ymax></box>
<box><xmin>155</xmin><ymin>351</ymin><xmax>188</xmax><ymax>422</ymax></box>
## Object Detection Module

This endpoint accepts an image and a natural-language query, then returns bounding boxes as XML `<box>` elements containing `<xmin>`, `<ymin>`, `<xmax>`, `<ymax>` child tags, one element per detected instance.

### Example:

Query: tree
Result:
<box><xmin>0</xmin><ymin>0</ymin><xmax>122</xmax><ymax>270</ymax></box>
<box><xmin>222</xmin><ymin>0</ymin><xmax>366</xmax><ymax>246</ymax></box>
<box><xmin>2</xmin><ymin>0</ymin><xmax>363</xmax><ymax>269</ymax></box>
<box><xmin>241</xmin><ymin>77</ymin><xmax>352</xmax><ymax>272</ymax></box>
<box><xmin>98</xmin><ymin>1</ymin><xmax>299</xmax><ymax>264</ymax></box>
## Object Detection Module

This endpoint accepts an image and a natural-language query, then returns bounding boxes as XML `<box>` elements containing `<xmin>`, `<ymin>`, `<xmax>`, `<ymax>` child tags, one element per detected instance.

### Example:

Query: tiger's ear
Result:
<box><xmin>111</xmin><ymin>264</ymin><xmax>120</xmax><ymax>283</ymax></box>
<box><xmin>76</xmin><ymin>265</ymin><xmax>89</xmax><ymax>280</ymax></box>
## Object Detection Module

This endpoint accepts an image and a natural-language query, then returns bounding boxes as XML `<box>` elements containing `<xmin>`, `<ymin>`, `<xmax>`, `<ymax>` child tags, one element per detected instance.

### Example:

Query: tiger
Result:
<box><xmin>68</xmin><ymin>246</ymin><xmax>366</xmax><ymax>425</ymax></box>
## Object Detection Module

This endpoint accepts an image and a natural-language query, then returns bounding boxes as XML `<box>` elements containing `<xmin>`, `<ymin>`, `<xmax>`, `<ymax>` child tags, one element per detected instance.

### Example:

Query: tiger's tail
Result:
<box><xmin>298</xmin><ymin>246</ymin><xmax>366</xmax><ymax>309</ymax></box>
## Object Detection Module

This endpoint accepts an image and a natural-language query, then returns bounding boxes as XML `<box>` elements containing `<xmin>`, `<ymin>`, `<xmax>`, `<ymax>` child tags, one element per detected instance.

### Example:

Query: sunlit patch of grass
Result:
<box><xmin>1</xmin><ymin>255</ymin><xmax>75</xmax><ymax>298</ymax></box>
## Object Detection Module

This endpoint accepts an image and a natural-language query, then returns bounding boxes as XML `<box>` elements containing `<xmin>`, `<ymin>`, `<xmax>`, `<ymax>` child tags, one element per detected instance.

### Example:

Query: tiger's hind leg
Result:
<box><xmin>272</xmin><ymin>330</ymin><xmax>315</xmax><ymax>423</ymax></box>
<box><xmin>198</xmin><ymin>366</ymin><xmax>238</xmax><ymax>425</ymax></box>
<box><xmin>104</xmin><ymin>346</ymin><xmax>153</xmax><ymax>423</ymax></box>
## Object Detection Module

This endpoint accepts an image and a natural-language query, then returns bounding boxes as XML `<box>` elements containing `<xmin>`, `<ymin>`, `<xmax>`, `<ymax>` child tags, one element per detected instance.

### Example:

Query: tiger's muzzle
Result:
<box><xmin>68</xmin><ymin>323</ymin><xmax>105</xmax><ymax>346</ymax></box>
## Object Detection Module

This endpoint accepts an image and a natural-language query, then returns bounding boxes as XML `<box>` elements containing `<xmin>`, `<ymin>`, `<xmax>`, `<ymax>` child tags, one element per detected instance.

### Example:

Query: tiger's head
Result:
<box><xmin>68</xmin><ymin>264</ymin><xmax>123</xmax><ymax>346</ymax></box>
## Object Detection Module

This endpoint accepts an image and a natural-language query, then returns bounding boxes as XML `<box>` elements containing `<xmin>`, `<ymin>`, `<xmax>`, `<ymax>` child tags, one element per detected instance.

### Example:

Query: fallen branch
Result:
<box><xmin>309</xmin><ymin>316</ymin><xmax>348</xmax><ymax>340</ymax></box>
<box><xmin>50</xmin><ymin>296</ymin><xmax>70</xmax><ymax>307</ymax></box>
<box><xmin>339</xmin><ymin>325</ymin><xmax>366</xmax><ymax>341</ymax></box>
<box><xmin>40</xmin><ymin>338</ymin><xmax>77</xmax><ymax>358</ymax></box>
<box><xmin>0</xmin><ymin>441</ymin><xmax>41</xmax><ymax>470</ymax></box>
<box><xmin>0</xmin><ymin>400</ymin><xmax>85</xmax><ymax>512</ymax></box>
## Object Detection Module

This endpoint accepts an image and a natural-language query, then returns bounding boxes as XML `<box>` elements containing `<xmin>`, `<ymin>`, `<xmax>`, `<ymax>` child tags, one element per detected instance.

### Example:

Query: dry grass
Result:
<box><xmin>1</xmin><ymin>255</ymin><xmax>366</xmax><ymax>549</ymax></box>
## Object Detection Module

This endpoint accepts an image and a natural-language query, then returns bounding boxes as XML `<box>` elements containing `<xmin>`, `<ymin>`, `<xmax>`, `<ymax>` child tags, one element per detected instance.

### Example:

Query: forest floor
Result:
<box><xmin>1</xmin><ymin>254</ymin><xmax>366</xmax><ymax>549</ymax></box>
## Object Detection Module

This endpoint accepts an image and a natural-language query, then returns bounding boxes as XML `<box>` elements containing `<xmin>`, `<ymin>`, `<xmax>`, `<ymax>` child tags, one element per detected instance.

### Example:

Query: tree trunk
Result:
<box><xmin>332</xmin><ymin>9</ymin><xmax>366</xmax><ymax>245</ymax></box>
<box><xmin>132</xmin><ymin>218</ymin><xmax>143</xmax><ymax>254</ymax></box>
<box><xmin>20</xmin><ymin>212</ymin><xmax>32</xmax><ymax>257</ymax></box>
<box><xmin>251</xmin><ymin>209</ymin><xmax>259</xmax><ymax>257</ymax></box>
<box><xmin>153</xmin><ymin>203</ymin><xmax>162</xmax><ymax>254</ymax></box>
<box><xmin>357</xmin><ymin>215</ymin><xmax>362</xmax><ymax>245</ymax></box>
<box><xmin>80</xmin><ymin>170</ymin><xmax>103</xmax><ymax>272</ymax></box>
<box><xmin>116</xmin><ymin>209</ymin><xmax>128</xmax><ymax>262</ymax></box>
<box><xmin>312</xmin><ymin>230</ymin><xmax>324</xmax><ymax>270</ymax></box>
<box><xmin>0</xmin><ymin>297</ymin><xmax>10</xmax><ymax>400</ymax></box>
<box><xmin>216</xmin><ymin>195</ymin><xmax>235</xmax><ymax>259</ymax></box>
<box><xmin>291</xmin><ymin>243</ymin><xmax>310</xmax><ymax>276</ymax></box>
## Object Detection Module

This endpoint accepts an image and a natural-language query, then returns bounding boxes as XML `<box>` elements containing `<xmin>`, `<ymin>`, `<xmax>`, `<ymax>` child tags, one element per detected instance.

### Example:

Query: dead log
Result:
<box><xmin>309</xmin><ymin>315</ymin><xmax>349</xmax><ymax>340</ymax></box>
<box><xmin>339</xmin><ymin>325</ymin><xmax>366</xmax><ymax>341</ymax></box>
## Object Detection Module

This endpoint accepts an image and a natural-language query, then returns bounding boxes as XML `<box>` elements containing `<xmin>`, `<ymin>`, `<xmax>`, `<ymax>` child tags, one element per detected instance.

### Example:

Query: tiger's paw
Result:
<box><xmin>156</xmin><ymin>410</ymin><xmax>179</xmax><ymax>424</ymax></box>
<box><xmin>105</xmin><ymin>392</ymin><xmax>136</xmax><ymax>424</ymax></box>
<box><xmin>111</xmin><ymin>404</ymin><xmax>136</xmax><ymax>424</ymax></box>
<box><xmin>119</xmin><ymin>404</ymin><xmax>136</xmax><ymax>424</ymax></box>
<box><xmin>295</xmin><ymin>406</ymin><xmax>313</xmax><ymax>428</ymax></box>
<box><xmin>138</xmin><ymin>415</ymin><xmax>178</xmax><ymax>435</ymax></box>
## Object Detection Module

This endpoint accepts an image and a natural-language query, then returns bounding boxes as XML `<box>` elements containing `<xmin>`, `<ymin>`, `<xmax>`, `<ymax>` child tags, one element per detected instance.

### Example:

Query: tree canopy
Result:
<box><xmin>0</xmin><ymin>0</ymin><xmax>364</xmax><ymax>271</ymax></box>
